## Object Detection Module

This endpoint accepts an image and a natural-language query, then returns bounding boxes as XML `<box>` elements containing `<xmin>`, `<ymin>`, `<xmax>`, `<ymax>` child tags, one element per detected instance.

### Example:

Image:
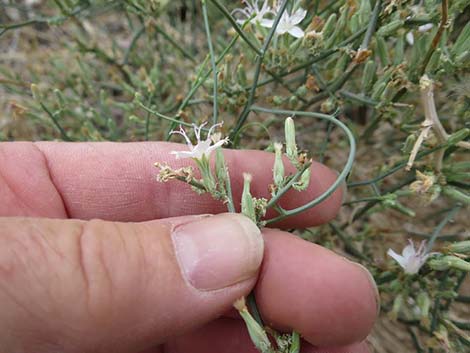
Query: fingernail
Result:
<box><xmin>172</xmin><ymin>213</ymin><xmax>264</xmax><ymax>291</ymax></box>
<box><xmin>354</xmin><ymin>263</ymin><xmax>381</xmax><ymax>318</ymax></box>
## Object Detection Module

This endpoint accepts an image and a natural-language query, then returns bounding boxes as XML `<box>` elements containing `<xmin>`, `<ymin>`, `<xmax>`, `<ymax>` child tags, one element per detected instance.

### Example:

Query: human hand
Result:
<box><xmin>0</xmin><ymin>142</ymin><xmax>378</xmax><ymax>353</ymax></box>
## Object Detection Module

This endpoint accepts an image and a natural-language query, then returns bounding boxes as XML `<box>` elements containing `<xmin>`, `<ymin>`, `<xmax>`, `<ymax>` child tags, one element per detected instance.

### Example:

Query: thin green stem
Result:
<box><xmin>340</xmin><ymin>90</ymin><xmax>379</xmax><ymax>107</ymax></box>
<box><xmin>329</xmin><ymin>222</ymin><xmax>370</xmax><ymax>262</ymax></box>
<box><xmin>39</xmin><ymin>103</ymin><xmax>72</xmax><ymax>141</ymax></box>
<box><xmin>137</xmin><ymin>102</ymin><xmax>209</xmax><ymax>129</ymax></box>
<box><xmin>154</xmin><ymin>24</ymin><xmax>197</xmax><ymax>63</ymax></box>
<box><xmin>201</xmin><ymin>0</ymin><xmax>218</xmax><ymax>124</ymax></box>
<box><xmin>123</xmin><ymin>25</ymin><xmax>145</xmax><ymax>65</ymax></box>
<box><xmin>425</xmin><ymin>205</ymin><xmax>461</xmax><ymax>253</ymax></box>
<box><xmin>359</xmin><ymin>0</ymin><xmax>382</xmax><ymax>50</ymax></box>
<box><xmin>208</xmin><ymin>0</ymin><xmax>261</xmax><ymax>55</ymax></box>
<box><xmin>318</xmin><ymin>121</ymin><xmax>333</xmax><ymax>163</ymax></box>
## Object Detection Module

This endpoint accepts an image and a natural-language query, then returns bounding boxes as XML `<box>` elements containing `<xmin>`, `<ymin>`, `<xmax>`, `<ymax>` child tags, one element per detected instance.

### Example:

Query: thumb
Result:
<box><xmin>0</xmin><ymin>213</ymin><xmax>263</xmax><ymax>353</ymax></box>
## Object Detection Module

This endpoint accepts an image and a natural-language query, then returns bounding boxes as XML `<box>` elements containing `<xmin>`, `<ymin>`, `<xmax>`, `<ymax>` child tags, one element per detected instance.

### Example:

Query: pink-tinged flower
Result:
<box><xmin>387</xmin><ymin>240</ymin><xmax>433</xmax><ymax>275</ymax></box>
<box><xmin>261</xmin><ymin>7</ymin><xmax>307</xmax><ymax>38</ymax></box>
<box><xmin>232</xmin><ymin>0</ymin><xmax>274</xmax><ymax>25</ymax></box>
<box><xmin>170</xmin><ymin>122</ymin><xmax>228</xmax><ymax>160</ymax></box>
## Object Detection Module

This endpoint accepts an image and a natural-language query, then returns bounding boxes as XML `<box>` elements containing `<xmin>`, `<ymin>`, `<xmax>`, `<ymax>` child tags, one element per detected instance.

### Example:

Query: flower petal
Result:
<box><xmin>260</xmin><ymin>18</ymin><xmax>274</xmax><ymax>28</ymax></box>
<box><xmin>290</xmin><ymin>8</ymin><xmax>307</xmax><ymax>25</ymax></box>
<box><xmin>387</xmin><ymin>248</ymin><xmax>407</xmax><ymax>269</ymax></box>
<box><xmin>288</xmin><ymin>26</ymin><xmax>305</xmax><ymax>38</ymax></box>
<box><xmin>418</xmin><ymin>23</ymin><xmax>434</xmax><ymax>32</ymax></box>
<box><xmin>402</xmin><ymin>242</ymin><xmax>416</xmax><ymax>259</ymax></box>
<box><xmin>170</xmin><ymin>150</ymin><xmax>196</xmax><ymax>160</ymax></box>
<box><xmin>406</xmin><ymin>32</ymin><xmax>414</xmax><ymax>45</ymax></box>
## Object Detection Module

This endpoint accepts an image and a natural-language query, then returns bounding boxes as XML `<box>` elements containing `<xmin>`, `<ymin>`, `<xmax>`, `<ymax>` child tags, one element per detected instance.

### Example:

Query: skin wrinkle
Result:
<box><xmin>80</xmin><ymin>220</ymin><xmax>116</xmax><ymax>323</ymax></box>
<box><xmin>76</xmin><ymin>220</ymin><xmax>92</xmax><ymax>322</ymax></box>
<box><xmin>32</xmin><ymin>142</ymin><xmax>70</xmax><ymax>218</ymax></box>
<box><xmin>0</xmin><ymin>164</ymin><xmax>35</xmax><ymax>216</ymax></box>
<box><xmin>0</xmin><ymin>143</ymin><xmax>67</xmax><ymax>218</ymax></box>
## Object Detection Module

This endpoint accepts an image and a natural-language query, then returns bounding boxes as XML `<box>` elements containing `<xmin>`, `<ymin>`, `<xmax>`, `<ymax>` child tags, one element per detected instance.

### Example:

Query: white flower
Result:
<box><xmin>418</xmin><ymin>23</ymin><xmax>434</xmax><ymax>32</ymax></box>
<box><xmin>406</xmin><ymin>23</ymin><xmax>434</xmax><ymax>45</ymax></box>
<box><xmin>387</xmin><ymin>240</ymin><xmax>432</xmax><ymax>275</ymax></box>
<box><xmin>170</xmin><ymin>122</ymin><xmax>228</xmax><ymax>160</ymax></box>
<box><xmin>261</xmin><ymin>6</ymin><xmax>307</xmax><ymax>38</ymax></box>
<box><xmin>405</xmin><ymin>31</ymin><xmax>415</xmax><ymax>46</ymax></box>
<box><xmin>232</xmin><ymin>0</ymin><xmax>274</xmax><ymax>25</ymax></box>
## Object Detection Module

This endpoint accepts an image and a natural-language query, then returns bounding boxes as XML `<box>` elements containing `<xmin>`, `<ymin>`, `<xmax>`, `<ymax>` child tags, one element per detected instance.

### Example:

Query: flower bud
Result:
<box><xmin>273</xmin><ymin>143</ymin><xmax>285</xmax><ymax>187</ymax></box>
<box><xmin>402</xmin><ymin>134</ymin><xmax>417</xmax><ymax>154</ymax></box>
<box><xmin>417</xmin><ymin>292</ymin><xmax>431</xmax><ymax>325</ymax></box>
<box><xmin>377</xmin><ymin>20</ymin><xmax>404</xmax><ymax>37</ymax></box>
<box><xmin>427</xmin><ymin>49</ymin><xmax>441</xmax><ymax>72</ymax></box>
<box><xmin>349</xmin><ymin>12</ymin><xmax>360</xmax><ymax>33</ymax></box>
<box><xmin>237</xmin><ymin>63</ymin><xmax>247</xmax><ymax>86</ymax></box>
<box><xmin>371</xmin><ymin>81</ymin><xmax>386</xmax><ymax>101</ymax></box>
<box><xmin>455</xmin><ymin>50</ymin><xmax>469</xmax><ymax>65</ymax></box>
<box><xmin>451</xmin><ymin>22</ymin><xmax>470</xmax><ymax>58</ymax></box>
<box><xmin>442</xmin><ymin>186</ymin><xmax>470</xmax><ymax>205</ymax></box>
<box><xmin>242</xmin><ymin>173</ymin><xmax>256</xmax><ymax>222</ymax></box>
<box><xmin>293</xmin><ymin>167</ymin><xmax>311</xmax><ymax>191</ymax></box>
<box><xmin>321</xmin><ymin>13</ymin><xmax>337</xmax><ymax>40</ymax></box>
<box><xmin>54</xmin><ymin>89</ymin><xmax>66</xmax><ymax>108</ymax></box>
<box><xmin>133</xmin><ymin>91</ymin><xmax>143</xmax><ymax>104</ymax></box>
<box><xmin>376</xmin><ymin>36</ymin><xmax>389</xmax><ymax>66</ymax></box>
<box><xmin>448</xmin><ymin>241</ymin><xmax>470</xmax><ymax>254</ymax></box>
<box><xmin>272</xmin><ymin>96</ymin><xmax>284</xmax><ymax>106</ymax></box>
<box><xmin>289</xmin><ymin>95</ymin><xmax>299</xmax><ymax>109</ymax></box>
<box><xmin>428</xmin><ymin>256</ymin><xmax>470</xmax><ymax>272</ymax></box>
<box><xmin>234</xmin><ymin>297</ymin><xmax>273</xmax><ymax>353</ymax></box>
<box><xmin>358</xmin><ymin>0</ymin><xmax>372</xmax><ymax>25</ymax></box>
<box><xmin>295</xmin><ymin>85</ymin><xmax>308</xmax><ymax>97</ymax></box>
<box><xmin>285</xmin><ymin>117</ymin><xmax>298</xmax><ymax>160</ymax></box>
<box><xmin>380</xmin><ymin>82</ymin><xmax>395</xmax><ymax>102</ymax></box>
<box><xmin>321</xmin><ymin>98</ymin><xmax>336</xmax><ymax>113</ymax></box>
<box><xmin>361</xmin><ymin>60</ymin><xmax>377</xmax><ymax>93</ymax></box>
<box><xmin>334</xmin><ymin>54</ymin><xmax>349</xmax><ymax>77</ymax></box>
<box><xmin>31</xmin><ymin>83</ymin><xmax>41</xmax><ymax>101</ymax></box>
<box><xmin>215</xmin><ymin>149</ymin><xmax>228</xmax><ymax>190</ymax></box>
<box><xmin>389</xmin><ymin>294</ymin><xmax>403</xmax><ymax>321</ymax></box>
<box><xmin>393</xmin><ymin>35</ymin><xmax>405</xmax><ymax>65</ymax></box>
<box><xmin>447</xmin><ymin>128</ymin><xmax>469</xmax><ymax>146</ymax></box>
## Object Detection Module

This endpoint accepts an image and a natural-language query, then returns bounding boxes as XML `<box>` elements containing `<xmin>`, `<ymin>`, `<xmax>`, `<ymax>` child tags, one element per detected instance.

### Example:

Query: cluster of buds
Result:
<box><xmin>270</xmin><ymin>117</ymin><xmax>311</xmax><ymax>195</ymax></box>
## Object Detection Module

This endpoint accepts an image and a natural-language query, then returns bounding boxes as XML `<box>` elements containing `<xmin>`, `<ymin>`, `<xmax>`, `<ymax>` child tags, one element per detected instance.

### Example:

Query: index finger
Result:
<box><xmin>0</xmin><ymin>142</ymin><xmax>343</xmax><ymax>228</ymax></box>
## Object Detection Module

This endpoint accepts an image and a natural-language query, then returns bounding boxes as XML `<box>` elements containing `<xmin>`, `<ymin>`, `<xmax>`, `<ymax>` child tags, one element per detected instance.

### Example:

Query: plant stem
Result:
<box><xmin>418</xmin><ymin>0</ymin><xmax>448</xmax><ymax>77</ymax></box>
<box><xmin>201</xmin><ymin>0</ymin><xmax>218</xmax><ymax>124</ymax></box>
<box><xmin>208</xmin><ymin>0</ymin><xmax>261</xmax><ymax>55</ymax></box>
